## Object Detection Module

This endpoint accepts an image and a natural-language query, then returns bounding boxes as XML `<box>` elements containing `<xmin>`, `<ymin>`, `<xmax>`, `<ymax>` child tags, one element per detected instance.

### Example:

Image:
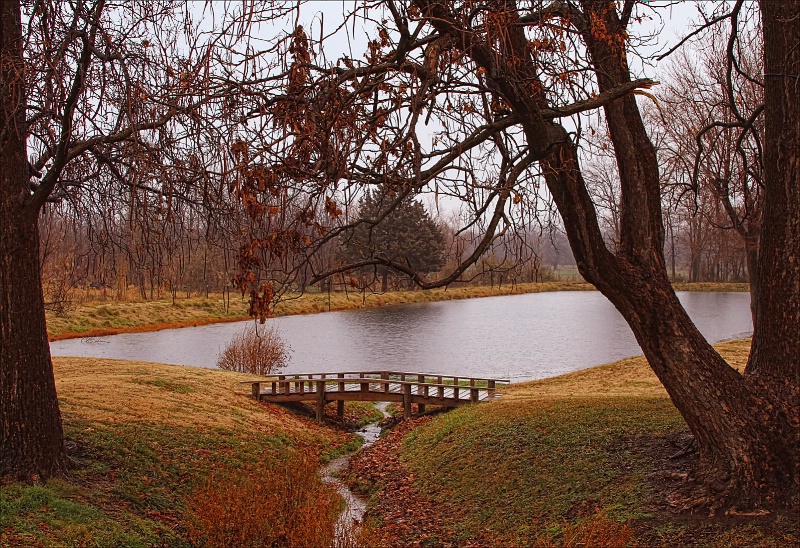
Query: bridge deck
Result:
<box><xmin>242</xmin><ymin>371</ymin><xmax>509</xmax><ymax>421</ymax></box>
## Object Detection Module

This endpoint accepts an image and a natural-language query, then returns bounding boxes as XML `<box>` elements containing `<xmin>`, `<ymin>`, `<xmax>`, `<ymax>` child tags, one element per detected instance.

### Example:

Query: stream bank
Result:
<box><xmin>322</xmin><ymin>401</ymin><xmax>392</xmax><ymax>544</ymax></box>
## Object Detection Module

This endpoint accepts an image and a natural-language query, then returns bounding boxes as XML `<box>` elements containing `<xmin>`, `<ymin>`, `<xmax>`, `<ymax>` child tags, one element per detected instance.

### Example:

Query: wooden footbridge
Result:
<box><xmin>243</xmin><ymin>371</ymin><xmax>509</xmax><ymax>422</ymax></box>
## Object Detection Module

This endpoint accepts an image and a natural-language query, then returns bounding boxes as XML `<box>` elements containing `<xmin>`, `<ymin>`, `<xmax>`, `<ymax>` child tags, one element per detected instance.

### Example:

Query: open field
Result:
<box><xmin>46</xmin><ymin>281</ymin><xmax>747</xmax><ymax>341</ymax></box>
<box><xmin>346</xmin><ymin>338</ymin><xmax>798</xmax><ymax>547</ymax></box>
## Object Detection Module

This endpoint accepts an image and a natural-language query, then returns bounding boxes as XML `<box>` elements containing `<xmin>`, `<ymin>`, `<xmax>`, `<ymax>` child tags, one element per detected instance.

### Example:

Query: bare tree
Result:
<box><xmin>1</xmin><ymin>0</ymin><xmax>266</xmax><ymax>481</ymax></box>
<box><xmin>225</xmin><ymin>0</ymin><xmax>796</xmax><ymax>508</ymax></box>
<box><xmin>657</xmin><ymin>8</ymin><xmax>764</xmax><ymax>311</ymax></box>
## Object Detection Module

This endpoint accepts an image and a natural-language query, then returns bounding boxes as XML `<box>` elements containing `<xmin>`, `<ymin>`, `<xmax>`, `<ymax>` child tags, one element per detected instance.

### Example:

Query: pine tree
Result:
<box><xmin>339</xmin><ymin>190</ymin><xmax>445</xmax><ymax>291</ymax></box>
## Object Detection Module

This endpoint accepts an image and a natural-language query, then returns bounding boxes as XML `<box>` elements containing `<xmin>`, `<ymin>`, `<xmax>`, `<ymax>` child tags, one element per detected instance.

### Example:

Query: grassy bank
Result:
<box><xmin>0</xmin><ymin>358</ymin><xmax>371</xmax><ymax>547</ymax></box>
<box><xmin>46</xmin><ymin>281</ymin><xmax>747</xmax><ymax>341</ymax></box>
<box><xmin>347</xmin><ymin>338</ymin><xmax>797</xmax><ymax>547</ymax></box>
<box><xmin>46</xmin><ymin>282</ymin><xmax>592</xmax><ymax>340</ymax></box>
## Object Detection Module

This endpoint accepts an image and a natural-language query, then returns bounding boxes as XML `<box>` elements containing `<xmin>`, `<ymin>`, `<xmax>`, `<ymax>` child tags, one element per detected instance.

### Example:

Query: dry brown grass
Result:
<box><xmin>1</xmin><ymin>357</ymin><xmax>358</xmax><ymax>547</ymax></box>
<box><xmin>672</xmin><ymin>282</ymin><xmax>750</xmax><ymax>292</ymax></box>
<box><xmin>53</xmin><ymin>356</ymin><xmax>336</xmax><ymax>441</ymax></box>
<box><xmin>47</xmin><ymin>297</ymin><xmax>250</xmax><ymax>340</ymax></box>
<box><xmin>503</xmin><ymin>338</ymin><xmax>751</xmax><ymax>402</ymax></box>
<box><xmin>532</xmin><ymin>509</ymin><xmax>635</xmax><ymax>548</ymax></box>
<box><xmin>184</xmin><ymin>453</ymin><xmax>341</xmax><ymax>548</ymax></box>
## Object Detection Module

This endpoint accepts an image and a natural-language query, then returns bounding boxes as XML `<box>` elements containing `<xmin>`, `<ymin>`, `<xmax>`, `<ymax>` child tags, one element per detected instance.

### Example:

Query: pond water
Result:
<box><xmin>50</xmin><ymin>291</ymin><xmax>752</xmax><ymax>382</ymax></box>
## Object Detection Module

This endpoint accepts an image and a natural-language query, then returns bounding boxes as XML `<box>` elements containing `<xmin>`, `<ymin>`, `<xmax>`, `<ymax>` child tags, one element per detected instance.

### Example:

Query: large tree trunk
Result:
<box><xmin>542</xmin><ymin>131</ymin><xmax>796</xmax><ymax>507</ymax></box>
<box><xmin>537</xmin><ymin>0</ymin><xmax>798</xmax><ymax>507</ymax></box>
<box><xmin>0</xmin><ymin>0</ymin><xmax>67</xmax><ymax>482</ymax></box>
<box><xmin>745</xmin><ymin>0</ymin><xmax>800</xmax><ymax>482</ymax></box>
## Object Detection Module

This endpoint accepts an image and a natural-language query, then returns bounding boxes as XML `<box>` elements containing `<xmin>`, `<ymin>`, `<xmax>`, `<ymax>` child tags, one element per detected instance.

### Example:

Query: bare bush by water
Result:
<box><xmin>216</xmin><ymin>325</ymin><xmax>291</xmax><ymax>375</ymax></box>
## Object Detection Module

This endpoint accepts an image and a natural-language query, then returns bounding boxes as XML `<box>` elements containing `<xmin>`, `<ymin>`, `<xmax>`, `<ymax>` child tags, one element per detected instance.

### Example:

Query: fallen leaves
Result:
<box><xmin>344</xmin><ymin>417</ymin><xmax>514</xmax><ymax>548</ymax></box>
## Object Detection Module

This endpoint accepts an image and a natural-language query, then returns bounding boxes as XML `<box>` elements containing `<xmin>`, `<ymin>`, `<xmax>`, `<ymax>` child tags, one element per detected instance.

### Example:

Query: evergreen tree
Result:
<box><xmin>340</xmin><ymin>190</ymin><xmax>445</xmax><ymax>291</ymax></box>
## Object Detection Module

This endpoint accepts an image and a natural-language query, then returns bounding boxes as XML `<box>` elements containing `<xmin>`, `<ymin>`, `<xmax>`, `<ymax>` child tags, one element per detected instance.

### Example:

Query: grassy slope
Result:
<box><xmin>395</xmin><ymin>339</ymin><xmax>797</xmax><ymax>547</ymax></box>
<box><xmin>46</xmin><ymin>282</ymin><xmax>747</xmax><ymax>340</ymax></box>
<box><xmin>1</xmin><ymin>358</ymin><xmax>360</xmax><ymax>548</ymax></box>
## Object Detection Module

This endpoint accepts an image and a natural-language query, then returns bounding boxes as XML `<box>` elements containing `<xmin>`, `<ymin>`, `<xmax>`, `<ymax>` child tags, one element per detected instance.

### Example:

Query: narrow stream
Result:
<box><xmin>321</xmin><ymin>402</ymin><xmax>391</xmax><ymax>545</ymax></box>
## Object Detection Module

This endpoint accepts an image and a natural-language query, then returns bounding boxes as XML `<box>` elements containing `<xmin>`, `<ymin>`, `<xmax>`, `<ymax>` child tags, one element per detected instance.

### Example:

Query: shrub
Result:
<box><xmin>216</xmin><ymin>325</ymin><xmax>290</xmax><ymax>375</ymax></box>
<box><xmin>184</xmin><ymin>452</ymin><xmax>341</xmax><ymax>548</ymax></box>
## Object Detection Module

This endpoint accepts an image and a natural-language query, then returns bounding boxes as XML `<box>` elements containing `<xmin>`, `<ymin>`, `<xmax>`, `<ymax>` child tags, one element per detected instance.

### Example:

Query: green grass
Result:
<box><xmin>1</xmin><ymin>481</ymin><xmax>173</xmax><ymax>548</ymax></box>
<box><xmin>402</xmin><ymin>397</ymin><xmax>684</xmax><ymax>541</ymax></box>
<box><xmin>130</xmin><ymin>378</ymin><xmax>195</xmax><ymax>394</ymax></box>
<box><xmin>352</xmin><ymin>339</ymin><xmax>798</xmax><ymax>547</ymax></box>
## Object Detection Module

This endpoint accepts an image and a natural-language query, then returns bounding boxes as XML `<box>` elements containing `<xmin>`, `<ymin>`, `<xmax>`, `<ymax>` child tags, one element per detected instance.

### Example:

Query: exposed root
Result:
<box><xmin>669</xmin><ymin>437</ymin><xmax>696</xmax><ymax>460</ymax></box>
<box><xmin>727</xmin><ymin>508</ymin><xmax>771</xmax><ymax>517</ymax></box>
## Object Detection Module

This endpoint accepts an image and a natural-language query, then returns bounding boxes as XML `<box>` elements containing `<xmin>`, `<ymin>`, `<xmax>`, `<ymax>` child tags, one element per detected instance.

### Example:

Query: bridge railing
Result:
<box><xmin>240</xmin><ymin>371</ymin><xmax>510</xmax><ymax>420</ymax></box>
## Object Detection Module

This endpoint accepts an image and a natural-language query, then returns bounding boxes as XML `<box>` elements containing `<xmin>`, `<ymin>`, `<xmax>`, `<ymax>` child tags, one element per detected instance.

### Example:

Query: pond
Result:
<box><xmin>50</xmin><ymin>291</ymin><xmax>752</xmax><ymax>382</ymax></box>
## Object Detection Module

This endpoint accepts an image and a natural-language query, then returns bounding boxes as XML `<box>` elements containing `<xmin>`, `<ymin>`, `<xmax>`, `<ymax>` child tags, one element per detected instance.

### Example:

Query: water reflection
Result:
<box><xmin>50</xmin><ymin>291</ymin><xmax>752</xmax><ymax>382</ymax></box>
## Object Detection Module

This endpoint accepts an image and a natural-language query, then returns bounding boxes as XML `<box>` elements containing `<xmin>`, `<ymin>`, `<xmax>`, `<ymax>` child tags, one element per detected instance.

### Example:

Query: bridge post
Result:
<box><xmin>316</xmin><ymin>380</ymin><xmax>326</xmax><ymax>422</ymax></box>
<box><xmin>403</xmin><ymin>383</ymin><xmax>412</xmax><ymax>419</ymax></box>
<box><xmin>437</xmin><ymin>376</ymin><xmax>443</xmax><ymax>398</ymax></box>
<box><xmin>453</xmin><ymin>377</ymin><xmax>460</xmax><ymax>400</ymax></box>
<box><xmin>337</xmin><ymin>400</ymin><xmax>345</xmax><ymax>418</ymax></box>
<box><xmin>360</xmin><ymin>372</ymin><xmax>368</xmax><ymax>393</ymax></box>
<box><xmin>470</xmin><ymin>379</ymin><xmax>479</xmax><ymax>404</ymax></box>
<box><xmin>488</xmin><ymin>380</ymin><xmax>496</xmax><ymax>397</ymax></box>
<box><xmin>251</xmin><ymin>382</ymin><xmax>261</xmax><ymax>400</ymax></box>
<box><xmin>418</xmin><ymin>375</ymin><xmax>427</xmax><ymax>414</ymax></box>
<box><xmin>382</xmin><ymin>371</ymin><xmax>389</xmax><ymax>394</ymax></box>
